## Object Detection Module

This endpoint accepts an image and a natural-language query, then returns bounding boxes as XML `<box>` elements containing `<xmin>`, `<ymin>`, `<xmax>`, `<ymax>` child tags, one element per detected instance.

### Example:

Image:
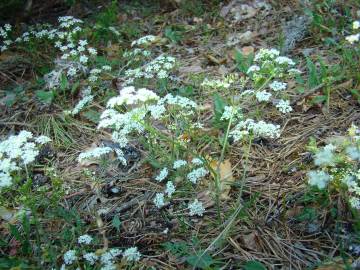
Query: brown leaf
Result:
<box><xmin>209</xmin><ymin>159</ymin><xmax>235</xmax><ymax>200</ymax></box>
<box><xmin>241</xmin><ymin>46</ymin><xmax>254</xmax><ymax>56</ymax></box>
<box><xmin>241</xmin><ymin>231</ymin><xmax>260</xmax><ymax>251</ymax></box>
<box><xmin>205</xmin><ymin>54</ymin><xmax>227</xmax><ymax>65</ymax></box>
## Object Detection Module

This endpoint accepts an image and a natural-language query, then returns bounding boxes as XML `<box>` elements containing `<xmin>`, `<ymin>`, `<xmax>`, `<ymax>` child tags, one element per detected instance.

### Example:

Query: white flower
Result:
<box><xmin>346</xmin><ymin>34</ymin><xmax>360</xmax><ymax>44</ymax></box>
<box><xmin>67</xmin><ymin>67</ymin><xmax>77</xmax><ymax>77</ymax></box>
<box><xmin>188</xmin><ymin>199</ymin><xmax>205</xmax><ymax>216</ymax></box>
<box><xmin>275</xmin><ymin>56</ymin><xmax>295</xmax><ymax>66</ymax></box>
<box><xmin>187</xmin><ymin>167</ymin><xmax>208</xmax><ymax>184</ymax></box>
<box><xmin>288</xmin><ymin>68</ymin><xmax>302</xmax><ymax>75</ymax></box>
<box><xmin>102</xmin><ymin>65</ymin><xmax>112</xmax><ymax>71</ymax></box>
<box><xmin>247</xmin><ymin>65</ymin><xmax>260</xmax><ymax>74</ymax></box>
<box><xmin>35</xmin><ymin>136</ymin><xmax>51</xmax><ymax>144</ymax></box>
<box><xmin>88</xmin><ymin>47</ymin><xmax>97</xmax><ymax>55</ymax></box>
<box><xmin>0</xmin><ymin>172</ymin><xmax>12</xmax><ymax>188</ymax></box>
<box><xmin>276</xmin><ymin>99</ymin><xmax>293</xmax><ymax>113</ymax></box>
<box><xmin>61</xmin><ymin>53</ymin><xmax>70</xmax><ymax>60</ymax></box>
<box><xmin>255</xmin><ymin>91</ymin><xmax>272</xmax><ymax>102</ymax></box>
<box><xmin>79</xmin><ymin>39</ymin><xmax>88</xmax><ymax>46</ymax></box>
<box><xmin>153</xmin><ymin>192</ymin><xmax>165</xmax><ymax>208</ymax></box>
<box><xmin>155</xmin><ymin>167</ymin><xmax>168</xmax><ymax>182</ymax></box>
<box><xmin>314</xmin><ymin>145</ymin><xmax>336</xmax><ymax>167</ymax></box>
<box><xmin>71</xmin><ymin>95</ymin><xmax>94</xmax><ymax>115</ymax></box>
<box><xmin>123</xmin><ymin>247</ymin><xmax>141</xmax><ymax>262</ymax></box>
<box><xmin>148</xmin><ymin>104</ymin><xmax>166</xmax><ymax>119</ymax></box>
<box><xmin>254</xmin><ymin>48</ymin><xmax>280</xmax><ymax>61</ymax></box>
<box><xmin>100</xmin><ymin>248</ymin><xmax>122</xmax><ymax>266</ymax></box>
<box><xmin>308</xmin><ymin>170</ymin><xmax>330</xmax><ymax>189</ymax></box>
<box><xmin>353</xmin><ymin>21</ymin><xmax>360</xmax><ymax>30</ymax></box>
<box><xmin>83</xmin><ymin>252</ymin><xmax>98</xmax><ymax>265</ymax></box>
<box><xmin>131</xmin><ymin>35</ymin><xmax>156</xmax><ymax>47</ymax></box>
<box><xmin>191</xmin><ymin>158</ymin><xmax>203</xmax><ymax>166</ymax></box>
<box><xmin>230</xmin><ymin>119</ymin><xmax>280</xmax><ymax>141</ymax></box>
<box><xmin>78</xmin><ymin>147</ymin><xmax>112</xmax><ymax>163</ymax></box>
<box><xmin>63</xmin><ymin>250</ymin><xmax>77</xmax><ymax>265</ymax></box>
<box><xmin>201</xmin><ymin>78</ymin><xmax>230</xmax><ymax>89</ymax></box>
<box><xmin>165</xmin><ymin>181</ymin><xmax>176</xmax><ymax>197</ymax></box>
<box><xmin>78</xmin><ymin>234</ymin><xmax>93</xmax><ymax>245</ymax></box>
<box><xmin>220</xmin><ymin>106</ymin><xmax>241</xmax><ymax>121</ymax></box>
<box><xmin>173</xmin><ymin>159</ymin><xmax>187</xmax><ymax>169</ymax></box>
<box><xmin>346</xmin><ymin>146</ymin><xmax>360</xmax><ymax>161</ymax></box>
<box><xmin>269</xmin><ymin>81</ymin><xmax>287</xmax><ymax>91</ymax></box>
<box><xmin>79</xmin><ymin>55</ymin><xmax>88</xmax><ymax>64</ymax></box>
<box><xmin>349</xmin><ymin>197</ymin><xmax>360</xmax><ymax>209</ymax></box>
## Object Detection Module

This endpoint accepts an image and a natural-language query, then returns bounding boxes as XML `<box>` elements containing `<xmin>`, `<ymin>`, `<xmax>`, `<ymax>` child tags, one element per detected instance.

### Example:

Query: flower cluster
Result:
<box><xmin>229</xmin><ymin>119</ymin><xmax>281</xmax><ymax>141</ymax></box>
<box><xmin>124</xmin><ymin>55</ymin><xmax>176</xmax><ymax>84</ymax></box>
<box><xmin>152</xmin><ymin>158</ymin><xmax>208</xmax><ymax>214</ymax></box>
<box><xmin>201</xmin><ymin>74</ymin><xmax>237</xmax><ymax>90</ymax></box>
<box><xmin>61</xmin><ymin>246</ymin><xmax>141</xmax><ymax>269</ymax></box>
<box><xmin>307</xmin><ymin>125</ymin><xmax>360</xmax><ymax>210</ymax></box>
<box><xmin>346</xmin><ymin>21</ymin><xmax>360</xmax><ymax>44</ymax></box>
<box><xmin>245</xmin><ymin>48</ymin><xmax>298</xmax><ymax>114</ymax></box>
<box><xmin>0</xmin><ymin>131</ymin><xmax>51</xmax><ymax>188</ymax></box>
<box><xmin>0</xmin><ymin>23</ymin><xmax>12</xmax><ymax>52</ymax></box>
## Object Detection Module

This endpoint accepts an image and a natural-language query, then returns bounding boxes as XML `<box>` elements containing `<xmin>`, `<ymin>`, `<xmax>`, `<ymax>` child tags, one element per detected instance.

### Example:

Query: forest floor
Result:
<box><xmin>1</xmin><ymin>0</ymin><xmax>360</xmax><ymax>269</ymax></box>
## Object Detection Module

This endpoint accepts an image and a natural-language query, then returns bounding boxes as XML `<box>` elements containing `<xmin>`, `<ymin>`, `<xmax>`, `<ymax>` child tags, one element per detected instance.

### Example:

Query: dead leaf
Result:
<box><xmin>178</xmin><ymin>61</ymin><xmax>204</xmax><ymax>76</ymax></box>
<box><xmin>209</xmin><ymin>159</ymin><xmax>235</xmax><ymax>200</ymax></box>
<box><xmin>196</xmin><ymin>190</ymin><xmax>215</xmax><ymax>208</ymax></box>
<box><xmin>205</xmin><ymin>54</ymin><xmax>227</xmax><ymax>65</ymax></box>
<box><xmin>241</xmin><ymin>231</ymin><xmax>260</xmax><ymax>251</ymax></box>
<box><xmin>241</xmin><ymin>46</ymin><xmax>254</xmax><ymax>56</ymax></box>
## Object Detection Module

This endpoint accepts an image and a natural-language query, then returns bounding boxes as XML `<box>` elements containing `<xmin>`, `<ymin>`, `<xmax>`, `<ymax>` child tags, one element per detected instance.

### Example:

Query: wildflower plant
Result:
<box><xmin>0</xmin><ymin>131</ymin><xmax>51</xmax><ymax>189</ymax></box>
<box><xmin>307</xmin><ymin>124</ymin><xmax>360</xmax><ymax>211</ymax></box>
<box><xmin>244</xmin><ymin>48</ymin><xmax>299</xmax><ymax>114</ymax></box>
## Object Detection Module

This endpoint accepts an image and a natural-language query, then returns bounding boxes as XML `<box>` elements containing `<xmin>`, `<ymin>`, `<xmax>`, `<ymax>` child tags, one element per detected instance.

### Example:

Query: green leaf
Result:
<box><xmin>71</xmin><ymin>81</ymin><xmax>80</xmax><ymax>95</ymax></box>
<box><xmin>36</xmin><ymin>90</ymin><xmax>54</xmax><ymax>104</ymax></box>
<box><xmin>186</xmin><ymin>253</ymin><xmax>214</xmax><ymax>269</ymax></box>
<box><xmin>243</xmin><ymin>260</ymin><xmax>267</xmax><ymax>270</ymax></box>
<box><xmin>60</xmin><ymin>73</ymin><xmax>69</xmax><ymax>91</ymax></box>
<box><xmin>311</xmin><ymin>95</ymin><xmax>326</xmax><ymax>105</ymax></box>
<box><xmin>83</xmin><ymin>110</ymin><xmax>101</xmax><ymax>123</ymax></box>
<box><xmin>213</xmin><ymin>93</ymin><xmax>227</xmax><ymax>127</ymax></box>
<box><xmin>112</xmin><ymin>215</ymin><xmax>121</xmax><ymax>232</ymax></box>
<box><xmin>3</xmin><ymin>92</ymin><xmax>16</xmax><ymax>107</ymax></box>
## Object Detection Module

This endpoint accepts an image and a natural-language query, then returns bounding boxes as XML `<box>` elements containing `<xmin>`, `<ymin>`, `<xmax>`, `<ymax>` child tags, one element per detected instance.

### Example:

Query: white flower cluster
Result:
<box><xmin>123</xmin><ymin>48</ymin><xmax>152</xmax><ymax>58</ymax></box>
<box><xmin>155</xmin><ymin>167</ymin><xmax>169</xmax><ymax>182</ymax></box>
<box><xmin>0</xmin><ymin>23</ymin><xmax>12</xmax><ymax>52</ymax></box>
<box><xmin>64</xmin><ymin>250</ymin><xmax>77</xmax><ymax>265</ymax></box>
<box><xmin>220</xmin><ymin>106</ymin><xmax>242</xmax><ymax>121</ymax></box>
<box><xmin>246</xmin><ymin>48</ymin><xmax>295</xmax><ymax>114</ymax></box>
<box><xmin>131</xmin><ymin>35</ymin><xmax>157</xmax><ymax>47</ymax></box>
<box><xmin>307</xmin><ymin>126</ymin><xmax>360</xmax><ymax>210</ymax></box>
<box><xmin>346</xmin><ymin>21</ymin><xmax>360</xmax><ymax>44</ymax></box>
<box><xmin>276</xmin><ymin>99</ymin><xmax>293</xmax><ymax>114</ymax></box>
<box><xmin>62</xmin><ymin>246</ymin><xmax>141</xmax><ymax>269</ymax></box>
<box><xmin>77</xmin><ymin>146</ymin><xmax>127</xmax><ymax>165</ymax></box>
<box><xmin>71</xmin><ymin>93</ymin><xmax>94</xmax><ymax>115</ymax></box>
<box><xmin>106</xmin><ymin>86</ymin><xmax>159</xmax><ymax>108</ymax></box>
<box><xmin>153</xmin><ymin>159</ymin><xmax>208</xmax><ymax>216</ymax></box>
<box><xmin>187</xmin><ymin>167</ymin><xmax>209</xmax><ymax>184</ymax></box>
<box><xmin>255</xmin><ymin>90</ymin><xmax>272</xmax><ymax>102</ymax></box>
<box><xmin>78</xmin><ymin>234</ymin><xmax>93</xmax><ymax>245</ymax></box>
<box><xmin>188</xmin><ymin>199</ymin><xmax>205</xmax><ymax>216</ymax></box>
<box><xmin>230</xmin><ymin>119</ymin><xmax>281</xmax><ymax>141</ymax></box>
<box><xmin>269</xmin><ymin>81</ymin><xmax>287</xmax><ymax>92</ymax></box>
<box><xmin>0</xmin><ymin>131</ymin><xmax>51</xmax><ymax>188</ymax></box>
<box><xmin>124</xmin><ymin>55</ymin><xmax>176</xmax><ymax>84</ymax></box>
